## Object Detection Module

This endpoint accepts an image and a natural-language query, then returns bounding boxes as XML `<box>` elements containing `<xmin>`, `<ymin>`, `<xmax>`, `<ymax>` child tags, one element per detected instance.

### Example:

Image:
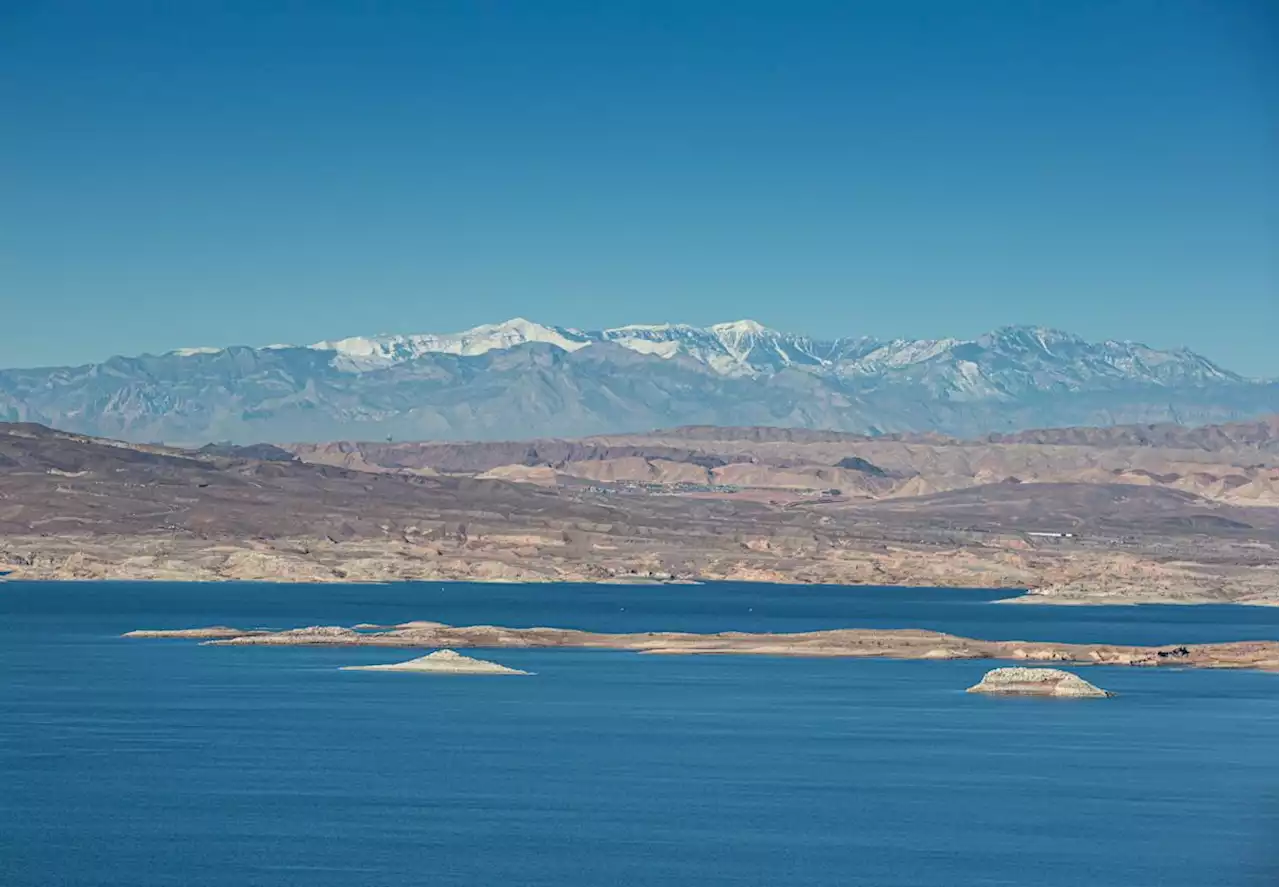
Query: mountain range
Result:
<box><xmin>1</xmin><ymin>318</ymin><xmax>1273</xmax><ymax>444</ymax></box>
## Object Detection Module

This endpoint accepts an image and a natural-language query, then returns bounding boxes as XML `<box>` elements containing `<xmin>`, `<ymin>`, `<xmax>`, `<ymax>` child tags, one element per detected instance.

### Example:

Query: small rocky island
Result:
<box><xmin>340</xmin><ymin>649</ymin><xmax>530</xmax><ymax>675</ymax></box>
<box><xmin>966</xmin><ymin>667</ymin><xmax>1112</xmax><ymax>698</ymax></box>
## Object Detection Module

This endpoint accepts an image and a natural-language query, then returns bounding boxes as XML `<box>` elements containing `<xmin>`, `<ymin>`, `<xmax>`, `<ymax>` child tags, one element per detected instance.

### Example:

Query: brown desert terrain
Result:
<box><xmin>2</xmin><ymin>418</ymin><xmax>1276</xmax><ymax>605</ymax></box>
<box><xmin>290</xmin><ymin>416</ymin><xmax>1279</xmax><ymax>506</ymax></box>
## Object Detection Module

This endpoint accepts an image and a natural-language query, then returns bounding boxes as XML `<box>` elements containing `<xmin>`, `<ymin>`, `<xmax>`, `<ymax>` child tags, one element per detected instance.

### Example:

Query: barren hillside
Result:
<box><xmin>289</xmin><ymin>417</ymin><xmax>1280</xmax><ymax>507</ymax></box>
<box><xmin>2</xmin><ymin>420</ymin><xmax>1275</xmax><ymax>605</ymax></box>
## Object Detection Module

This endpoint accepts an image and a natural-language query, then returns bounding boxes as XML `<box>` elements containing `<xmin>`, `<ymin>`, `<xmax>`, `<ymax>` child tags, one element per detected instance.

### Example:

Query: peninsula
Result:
<box><xmin>124</xmin><ymin>622</ymin><xmax>1279</xmax><ymax>671</ymax></box>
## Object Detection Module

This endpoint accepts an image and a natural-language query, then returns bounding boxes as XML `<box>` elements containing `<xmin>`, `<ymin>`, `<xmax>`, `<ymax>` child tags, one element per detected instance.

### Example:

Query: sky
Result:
<box><xmin>1</xmin><ymin>1</ymin><xmax>1275</xmax><ymax>375</ymax></box>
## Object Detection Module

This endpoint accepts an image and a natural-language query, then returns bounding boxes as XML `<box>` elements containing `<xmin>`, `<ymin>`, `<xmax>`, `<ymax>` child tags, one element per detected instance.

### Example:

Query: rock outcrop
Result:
<box><xmin>217</xmin><ymin>625</ymin><xmax>365</xmax><ymax>645</ymax></box>
<box><xmin>339</xmin><ymin>649</ymin><xmax>530</xmax><ymax>675</ymax></box>
<box><xmin>966</xmin><ymin>667</ymin><xmax>1112</xmax><ymax>698</ymax></box>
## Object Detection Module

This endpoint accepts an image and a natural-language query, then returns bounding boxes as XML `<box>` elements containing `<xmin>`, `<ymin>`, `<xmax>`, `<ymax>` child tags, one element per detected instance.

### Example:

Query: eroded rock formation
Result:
<box><xmin>965</xmin><ymin>667</ymin><xmax>1112</xmax><ymax>697</ymax></box>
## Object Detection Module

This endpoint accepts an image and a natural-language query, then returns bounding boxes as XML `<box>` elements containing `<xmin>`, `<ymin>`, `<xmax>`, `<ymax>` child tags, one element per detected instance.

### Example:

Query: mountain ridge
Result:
<box><xmin>145</xmin><ymin>317</ymin><xmax>1257</xmax><ymax>385</ymax></box>
<box><xmin>0</xmin><ymin>318</ymin><xmax>1272</xmax><ymax>444</ymax></box>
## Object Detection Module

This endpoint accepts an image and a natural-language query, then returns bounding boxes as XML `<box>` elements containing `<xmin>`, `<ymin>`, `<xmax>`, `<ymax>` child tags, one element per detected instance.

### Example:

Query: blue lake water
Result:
<box><xmin>1</xmin><ymin>581</ymin><xmax>1275</xmax><ymax>886</ymax></box>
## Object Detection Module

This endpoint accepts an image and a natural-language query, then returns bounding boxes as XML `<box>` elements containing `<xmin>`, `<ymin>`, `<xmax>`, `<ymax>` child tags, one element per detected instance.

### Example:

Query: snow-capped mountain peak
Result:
<box><xmin>605</xmin><ymin>322</ymin><xmax>686</xmax><ymax>333</ymax></box>
<box><xmin>709</xmin><ymin>318</ymin><xmax>770</xmax><ymax>336</ymax></box>
<box><xmin>8</xmin><ymin>317</ymin><xmax>1266</xmax><ymax>445</ymax></box>
<box><xmin>707</xmin><ymin>319</ymin><xmax>775</xmax><ymax>363</ymax></box>
<box><xmin>290</xmin><ymin>317</ymin><xmax>1244</xmax><ymax>391</ymax></box>
<box><xmin>310</xmin><ymin>317</ymin><xmax>591</xmax><ymax>370</ymax></box>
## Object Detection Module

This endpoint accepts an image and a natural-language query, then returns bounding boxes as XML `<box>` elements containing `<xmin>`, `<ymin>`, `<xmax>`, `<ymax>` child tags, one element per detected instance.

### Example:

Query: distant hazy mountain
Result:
<box><xmin>0</xmin><ymin>318</ymin><xmax>1272</xmax><ymax>444</ymax></box>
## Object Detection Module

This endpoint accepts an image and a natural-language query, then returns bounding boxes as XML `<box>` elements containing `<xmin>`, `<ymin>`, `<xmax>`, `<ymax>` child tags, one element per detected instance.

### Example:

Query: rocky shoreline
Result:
<box><xmin>3</xmin><ymin>419</ymin><xmax>1274</xmax><ymax>608</ymax></box>
<box><xmin>7</xmin><ymin>534</ymin><xmax>1276</xmax><ymax>607</ymax></box>
<box><xmin>124</xmin><ymin>622</ymin><xmax>1279</xmax><ymax>671</ymax></box>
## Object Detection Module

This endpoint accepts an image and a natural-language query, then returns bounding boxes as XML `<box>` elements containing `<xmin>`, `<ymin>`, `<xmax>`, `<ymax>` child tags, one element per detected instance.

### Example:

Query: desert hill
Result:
<box><xmin>288</xmin><ymin>416</ymin><xmax>1280</xmax><ymax>507</ymax></box>
<box><xmin>1</xmin><ymin>418</ymin><xmax>1274</xmax><ymax>605</ymax></box>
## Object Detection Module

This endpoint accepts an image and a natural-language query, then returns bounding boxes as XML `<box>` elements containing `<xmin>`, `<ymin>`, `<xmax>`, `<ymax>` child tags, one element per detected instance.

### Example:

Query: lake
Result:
<box><xmin>1</xmin><ymin>581</ymin><xmax>1275</xmax><ymax>886</ymax></box>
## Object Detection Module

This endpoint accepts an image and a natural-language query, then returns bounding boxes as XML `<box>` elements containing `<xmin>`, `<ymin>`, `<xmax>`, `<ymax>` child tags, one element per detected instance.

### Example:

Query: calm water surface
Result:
<box><xmin>1</xmin><ymin>581</ymin><xmax>1275</xmax><ymax>886</ymax></box>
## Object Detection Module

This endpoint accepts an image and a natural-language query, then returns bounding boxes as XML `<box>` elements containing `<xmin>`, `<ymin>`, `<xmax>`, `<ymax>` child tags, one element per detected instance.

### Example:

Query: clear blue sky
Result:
<box><xmin>2</xmin><ymin>1</ymin><xmax>1275</xmax><ymax>375</ymax></box>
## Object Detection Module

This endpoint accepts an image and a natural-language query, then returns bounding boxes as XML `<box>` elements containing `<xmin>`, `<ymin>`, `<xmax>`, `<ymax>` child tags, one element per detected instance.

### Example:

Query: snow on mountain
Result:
<box><xmin>599</xmin><ymin>321</ymin><xmax>771</xmax><ymax>375</ymax></box>
<box><xmin>304</xmin><ymin>316</ymin><xmax>892</xmax><ymax>378</ymax></box>
<box><xmin>311</xmin><ymin>318</ymin><xmax>591</xmax><ymax>371</ymax></box>
<box><xmin>157</xmin><ymin>317</ymin><xmax>1246</xmax><ymax>407</ymax></box>
<box><xmin>295</xmin><ymin>317</ymin><xmax>1240</xmax><ymax>393</ymax></box>
<box><xmin>817</xmin><ymin>326</ymin><xmax>1241</xmax><ymax>402</ymax></box>
<box><xmin>709</xmin><ymin>319</ymin><xmax>769</xmax><ymax>359</ymax></box>
<box><xmin>846</xmin><ymin>338</ymin><xmax>961</xmax><ymax>373</ymax></box>
<box><xmin>7</xmin><ymin>317</ymin><xmax>1269</xmax><ymax>444</ymax></box>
